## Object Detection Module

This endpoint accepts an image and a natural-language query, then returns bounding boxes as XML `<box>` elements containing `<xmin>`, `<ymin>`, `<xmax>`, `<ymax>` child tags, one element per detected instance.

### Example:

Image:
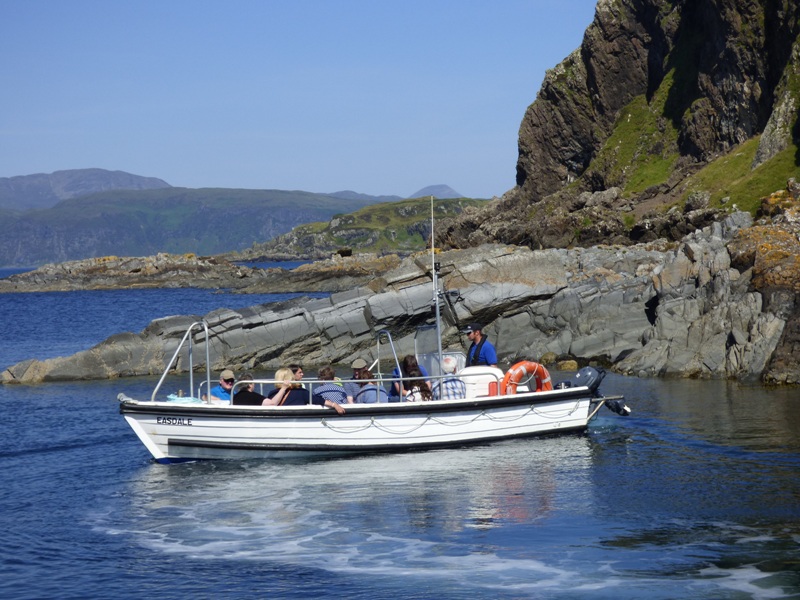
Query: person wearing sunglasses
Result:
<box><xmin>463</xmin><ymin>323</ymin><xmax>497</xmax><ymax>367</ymax></box>
<box><xmin>206</xmin><ymin>368</ymin><xmax>236</xmax><ymax>404</ymax></box>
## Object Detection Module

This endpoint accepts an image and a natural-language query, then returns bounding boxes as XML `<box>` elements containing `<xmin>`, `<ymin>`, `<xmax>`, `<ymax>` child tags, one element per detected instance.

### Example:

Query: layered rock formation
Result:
<box><xmin>5</xmin><ymin>212</ymin><xmax>797</xmax><ymax>385</ymax></box>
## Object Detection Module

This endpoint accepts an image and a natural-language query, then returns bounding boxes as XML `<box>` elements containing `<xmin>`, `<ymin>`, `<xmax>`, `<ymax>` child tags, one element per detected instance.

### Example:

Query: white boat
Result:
<box><xmin>119</xmin><ymin>376</ymin><xmax>627</xmax><ymax>463</ymax></box>
<box><xmin>119</xmin><ymin>200</ymin><xmax>630</xmax><ymax>463</ymax></box>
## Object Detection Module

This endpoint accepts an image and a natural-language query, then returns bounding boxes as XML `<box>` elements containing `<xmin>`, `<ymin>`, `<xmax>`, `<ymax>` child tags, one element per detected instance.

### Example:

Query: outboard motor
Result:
<box><xmin>570</xmin><ymin>366</ymin><xmax>605</xmax><ymax>396</ymax></box>
<box><xmin>604</xmin><ymin>397</ymin><xmax>631</xmax><ymax>416</ymax></box>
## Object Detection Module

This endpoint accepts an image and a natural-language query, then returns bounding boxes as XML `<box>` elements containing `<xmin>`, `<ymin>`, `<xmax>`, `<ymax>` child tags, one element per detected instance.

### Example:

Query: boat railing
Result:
<box><xmin>151</xmin><ymin>320</ymin><xmax>212</xmax><ymax>403</ymax></box>
<box><xmin>363</xmin><ymin>368</ymin><xmax>507</xmax><ymax>401</ymax></box>
<box><xmin>228</xmin><ymin>377</ymin><xmax>349</xmax><ymax>405</ymax></box>
<box><xmin>229</xmin><ymin>378</ymin><xmax>285</xmax><ymax>398</ymax></box>
<box><xmin>374</xmin><ymin>329</ymin><xmax>402</xmax><ymax>384</ymax></box>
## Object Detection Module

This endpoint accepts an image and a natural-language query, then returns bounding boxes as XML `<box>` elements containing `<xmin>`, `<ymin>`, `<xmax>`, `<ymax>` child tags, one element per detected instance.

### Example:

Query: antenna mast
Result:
<box><xmin>431</xmin><ymin>196</ymin><xmax>443</xmax><ymax>374</ymax></box>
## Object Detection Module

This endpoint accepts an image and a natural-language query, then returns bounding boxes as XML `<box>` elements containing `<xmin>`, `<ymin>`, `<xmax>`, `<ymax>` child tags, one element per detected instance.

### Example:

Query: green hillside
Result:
<box><xmin>683</xmin><ymin>139</ymin><xmax>799</xmax><ymax>213</ymax></box>
<box><xmin>0</xmin><ymin>187</ymin><xmax>378</xmax><ymax>267</ymax></box>
<box><xmin>234</xmin><ymin>197</ymin><xmax>488</xmax><ymax>259</ymax></box>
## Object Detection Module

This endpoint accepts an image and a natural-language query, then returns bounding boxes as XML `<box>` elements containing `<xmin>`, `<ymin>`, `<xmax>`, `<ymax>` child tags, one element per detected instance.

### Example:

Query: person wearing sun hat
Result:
<box><xmin>344</xmin><ymin>357</ymin><xmax>368</xmax><ymax>402</ymax></box>
<box><xmin>207</xmin><ymin>368</ymin><xmax>235</xmax><ymax>404</ymax></box>
<box><xmin>462</xmin><ymin>323</ymin><xmax>497</xmax><ymax>367</ymax></box>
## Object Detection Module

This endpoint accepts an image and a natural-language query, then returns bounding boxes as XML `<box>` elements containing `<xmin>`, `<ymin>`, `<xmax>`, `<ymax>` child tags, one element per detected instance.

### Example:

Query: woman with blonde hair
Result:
<box><xmin>264</xmin><ymin>367</ymin><xmax>346</xmax><ymax>414</ymax></box>
<box><xmin>263</xmin><ymin>367</ymin><xmax>309</xmax><ymax>406</ymax></box>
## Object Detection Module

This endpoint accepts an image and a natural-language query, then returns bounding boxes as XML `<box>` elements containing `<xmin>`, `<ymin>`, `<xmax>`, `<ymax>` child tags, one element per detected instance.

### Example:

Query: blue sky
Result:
<box><xmin>1</xmin><ymin>1</ymin><xmax>597</xmax><ymax>199</ymax></box>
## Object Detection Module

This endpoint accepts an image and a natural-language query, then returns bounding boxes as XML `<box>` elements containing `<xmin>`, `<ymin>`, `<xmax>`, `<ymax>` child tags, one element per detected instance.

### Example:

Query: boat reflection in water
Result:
<box><xmin>124</xmin><ymin>433</ymin><xmax>593</xmax><ymax>566</ymax></box>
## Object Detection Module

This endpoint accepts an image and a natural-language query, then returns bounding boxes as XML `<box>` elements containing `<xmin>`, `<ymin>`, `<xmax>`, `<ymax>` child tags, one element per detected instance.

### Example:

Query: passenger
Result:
<box><xmin>463</xmin><ymin>323</ymin><xmax>498</xmax><ymax>367</ymax></box>
<box><xmin>404</xmin><ymin>366</ymin><xmax>433</xmax><ymax>402</ymax></box>
<box><xmin>388</xmin><ymin>355</ymin><xmax>431</xmax><ymax>401</ymax></box>
<box><xmin>205</xmin><ymin>369</ymin><xmax>235</xmax><ymax>404</ymax></box>
<box><xmin>232</xmin><ymin>372</ymin><xmax>267</xmax><ymax>406</ymax></box>
<box><xmin>264</xmin><ymin>367</ymin><xmax>311</xmax><ymax>406</ymax></box>
<box><xmin>310</xmin><ymin>365</ymin><xmax>348</xmax><ymax>413</ymax></box>
<box><xmin>353</xmin><ymin>369</ymin><xmax>389</xmax><ymax>404</ymax></box>
<box><xmin>431</xmin><ymin>356</ymin><xmax>466</xmax><ymax>400</ymax></box>
<box><xmin>344</xmin><ymin>358</ymin><xmax>367</xmax><ymax>403</ymax></box>
<box><xmin>264</xmin><ymin>367</ymin><xmax>344</xmax><ymax>413</ymax></box>
<box><xmin>288</xmin><ymin>364</ymin><xmax>305</xmax><ymax>386</ymax></box>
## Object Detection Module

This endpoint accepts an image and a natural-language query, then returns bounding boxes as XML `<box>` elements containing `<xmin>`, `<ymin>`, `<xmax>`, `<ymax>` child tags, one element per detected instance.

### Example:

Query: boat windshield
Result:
<box><xmin>414</xmin><ymin>324</ymin><xmax>464</xmax><ymax>377</ymax></box>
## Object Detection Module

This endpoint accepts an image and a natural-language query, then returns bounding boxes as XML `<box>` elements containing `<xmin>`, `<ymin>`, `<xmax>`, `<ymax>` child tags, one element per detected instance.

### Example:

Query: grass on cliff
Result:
<box><xmin>683</xmin><ymin>138</ymin><xmax>799</xmax><ymax>213</ymax></box>
<box><xmin>585</xmin><ymin>66</ymin><xmax>798</xmax><ymax>215</ymax></box>
<box><xmin>585</xmin><ymin>71</ymin><xmax>682</xmax><ymax>195</ymax></box>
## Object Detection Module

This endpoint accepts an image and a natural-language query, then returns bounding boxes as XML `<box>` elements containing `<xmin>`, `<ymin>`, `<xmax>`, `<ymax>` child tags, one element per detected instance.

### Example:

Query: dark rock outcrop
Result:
<box><xmin>437</xmin><ymin>0</ymin><xmax>800</xmax><ymax>252</ymax></box>
<box><xmin>727</xmin><ymin>192</ymin><xmax>800</xmax><ymax>384</ymax></box>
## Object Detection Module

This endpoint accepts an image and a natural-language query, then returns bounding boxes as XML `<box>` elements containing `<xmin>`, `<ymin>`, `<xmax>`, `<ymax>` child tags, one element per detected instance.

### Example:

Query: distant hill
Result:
<box><xmin>0</xmin><ymin>168</ymin><xmax>172</xmax><ymax>211</ymax></box>
<box><xmin>408</xmin><ymin>184</ymin><xmax>464</xmax><ymax>199</ymax></box>
<box><xmin>0</xmin><ymin>169</ymin><xmax>474</xmax><ymax>266</ymax></box>
<box><xmin>0</xmin><ymin>187</ymin><xmax>379</xmax><ymax>267</ymax></box>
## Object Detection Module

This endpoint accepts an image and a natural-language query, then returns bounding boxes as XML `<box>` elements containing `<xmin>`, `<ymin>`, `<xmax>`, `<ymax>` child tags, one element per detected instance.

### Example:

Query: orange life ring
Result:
<box><xmin>501</xmin><ymin>361</ymin><xmax>553</xmax><ymax>394</ymax></box>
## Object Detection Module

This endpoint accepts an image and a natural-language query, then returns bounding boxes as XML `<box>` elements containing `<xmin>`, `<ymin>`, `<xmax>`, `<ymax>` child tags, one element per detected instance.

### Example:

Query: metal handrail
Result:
<box><xmin>229</xmin><ymin>378</ymin><xmax>336</xmax><ymax>405</ymax></box>
<box><xmin>375</xmin><ymin>329</ymin><xmax>402</xmax><ymax>385</ymax></box>
<box><xmin>150</xmin><ymin>320</ymin><xmax>211</xmax><ymax>402</ymax></box>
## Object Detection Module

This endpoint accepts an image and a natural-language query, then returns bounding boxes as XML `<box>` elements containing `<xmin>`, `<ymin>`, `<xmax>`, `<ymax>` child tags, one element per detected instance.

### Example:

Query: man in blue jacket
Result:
<box><xmin>207</xmin><ymin>369</ymin><xmax>235</xmax><ymax>404</ymax></box>
<box><xmin>463</xmin><ymin>323</ymin><xmax>497</xmax><ymax>367</ymax></box>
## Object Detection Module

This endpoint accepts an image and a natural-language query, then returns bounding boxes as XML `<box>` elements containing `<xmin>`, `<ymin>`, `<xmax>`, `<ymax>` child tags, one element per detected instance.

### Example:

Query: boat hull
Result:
<box><xmin>120</xmin><ymin>387</ymin><xmax>602</xmax><ymax>463</ymax></box>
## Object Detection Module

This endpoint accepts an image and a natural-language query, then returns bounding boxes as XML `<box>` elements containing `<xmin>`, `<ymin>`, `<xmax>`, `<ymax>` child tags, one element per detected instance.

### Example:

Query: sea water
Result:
<box><xmin>0</xmin><ymin>271</ymin><xmax>799</xmax><ymax>599</ymax></box>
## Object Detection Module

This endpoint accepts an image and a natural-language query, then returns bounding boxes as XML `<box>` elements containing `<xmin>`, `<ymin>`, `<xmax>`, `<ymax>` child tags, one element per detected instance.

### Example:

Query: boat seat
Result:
<box><xmin>460</xmin><ymin>366</ymin><xmax>505</xmax><ymax>398</ymax></box>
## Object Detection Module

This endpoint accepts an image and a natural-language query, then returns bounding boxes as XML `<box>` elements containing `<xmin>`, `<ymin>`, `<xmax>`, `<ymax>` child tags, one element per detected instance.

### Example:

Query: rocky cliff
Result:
<box><xmin>438</xmin><ymin>0</ymin><xmax>800</xmax><ymax>250</ymax></box>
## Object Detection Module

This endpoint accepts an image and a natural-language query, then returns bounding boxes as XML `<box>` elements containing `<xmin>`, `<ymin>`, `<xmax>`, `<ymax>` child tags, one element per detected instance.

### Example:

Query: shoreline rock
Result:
<box><xmin>3</xmin><ymin>211</ymin><xmax>798</xmax><ymax>385</ymax></box>
<box><xmin>0</xmin><ymin>252</ymin><xmax>400</xmax><ymax>294</ymax></box>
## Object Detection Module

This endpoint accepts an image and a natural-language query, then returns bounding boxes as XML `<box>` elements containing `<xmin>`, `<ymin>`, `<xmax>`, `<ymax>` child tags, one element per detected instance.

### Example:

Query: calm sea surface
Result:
<box><xmin>0</xmin><ymin>266</ymin><xmax>799</xmax><ymax>599</ymax></box>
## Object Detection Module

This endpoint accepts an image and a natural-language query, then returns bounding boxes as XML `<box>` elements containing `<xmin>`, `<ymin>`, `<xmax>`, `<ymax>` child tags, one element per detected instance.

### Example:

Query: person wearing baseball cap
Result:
<box><xmin>462</xmin><ymin>323</ymin><xmax>497</xmax><ymax>367</ymax></box>
<box><xmin>345</xmin><ymin>357</ymin><xmax>368</xmax><ymax>402</ymax></box>
<box><xmin>206</xmin><ymin>368</ymin><xmax>235</xmax><ymax>404</ymax></box>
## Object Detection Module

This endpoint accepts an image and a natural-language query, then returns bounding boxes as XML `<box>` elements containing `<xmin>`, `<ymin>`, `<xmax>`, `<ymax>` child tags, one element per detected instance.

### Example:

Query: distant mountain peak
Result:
<box><xmin>407</xmin><ymin>184</ymin><xmax>463</xmax><ymax>199</ymax></box>
<box><xmin>0</xmin><ymin>168</ymin><xmax>172</xmax><ymax>211</ymax></box>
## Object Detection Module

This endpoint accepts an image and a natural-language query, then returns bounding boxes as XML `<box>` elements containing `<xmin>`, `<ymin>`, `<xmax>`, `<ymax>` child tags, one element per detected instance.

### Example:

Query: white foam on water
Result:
<box><xmin>697</xmin><ymin>564</ymin><xmax>792</xmax><ymax>600</ymax></box>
